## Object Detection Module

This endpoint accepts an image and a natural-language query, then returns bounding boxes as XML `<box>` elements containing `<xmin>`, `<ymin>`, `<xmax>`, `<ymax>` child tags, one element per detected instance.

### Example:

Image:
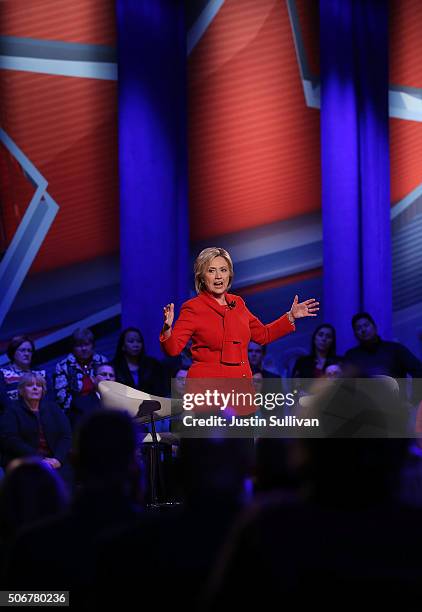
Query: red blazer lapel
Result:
<box><xmin>197</xmin><ymin>291</ymin><xmax>243</xmax><ymax>365</ymax></box>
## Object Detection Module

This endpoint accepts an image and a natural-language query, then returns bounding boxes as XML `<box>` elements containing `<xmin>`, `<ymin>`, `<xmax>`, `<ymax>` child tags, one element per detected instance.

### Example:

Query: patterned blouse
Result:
<box><xmin>0</xmin><ymin>364</ymin><xmax>47</xmax><ymax>402</ymax></box>
<box><xmin>54</xmin><ymin>352</ymin><xmax>108</xmax><ymax>412</ymax></box>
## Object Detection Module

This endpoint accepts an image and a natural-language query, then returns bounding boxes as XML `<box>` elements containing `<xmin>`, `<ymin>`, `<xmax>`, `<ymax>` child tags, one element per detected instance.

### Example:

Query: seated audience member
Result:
<box><xmin>113</xmin><ymin>327</ymin><xmax>166</xmax><ymax>396</ymax></box>
<box><xmin>292</xmin><ymin>324</ymin><xmax>338</xmax><ymax>395</ymax></box>
<box><xmin>94</xmin><ymin>438</ymin><xmax>250</xmax><ymax>612</ymax></box>
<box><xmin>5</xmin><ymin>411</ymin><xmax>142</xmax><ymax>607</ymax></box>
<box><xmin>206</xmin><ymin>408</ymin><xmax>414</xmax><ymax>610</ymax></box>
<box><xmin>0</xmin><ymin>335</ymin><xmax>48</xmax><ymax>402</ymax></box>
<box><xmin>1</xmin><ymin>372</ymin><xmax>72</xmax><ymax>482</ymax></box>
<box><xmin>248</xmin><ymin>342</ymin><xmax>281</xmax><ymax>393</ymax></box>
<box><xmin>293</xmin><ymin>323</ymin><xmax>338</xmax><ymax>380</ymax></box>
<box><xmin>54</xmin><ymin>327</ymin><xmax>108</xmax><ymax>412</ymax></box>
<box><xmin>68</xmin><ymin>362</ymin><xmax>116</xmax><ymax>429</ymax></box>
<box><xmin>68</xmin><ymin>362</ymin><xmax>116</xmax><ymax>430</ymax></box>
<box><xmin>248</xmin><ymin>341</ymin><xmax>275</xmax><ymax>375</ymax></box>
<box><xmin>345</xmin><ymin>312</ymin><xmax>422</xmax><ymax>380</ymax></box>
<box><xmin>173</xmin><ymin>367</ymin><xmax>189</xmax><ymax>399</ymax></box>
<box><xmin>0</xmin><ymin>457</ymin><xmax>68</xmax><ymax>561</ymax></box>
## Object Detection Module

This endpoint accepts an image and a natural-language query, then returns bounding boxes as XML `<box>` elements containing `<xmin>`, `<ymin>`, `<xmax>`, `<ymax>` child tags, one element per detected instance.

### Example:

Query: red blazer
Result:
<box><xmin>160</xmin><ymin>291</ymin><xmax>295</xmax><ymax>379</ymax></box>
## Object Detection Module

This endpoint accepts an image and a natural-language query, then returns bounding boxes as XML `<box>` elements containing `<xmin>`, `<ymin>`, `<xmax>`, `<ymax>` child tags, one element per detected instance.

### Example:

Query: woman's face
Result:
<box><xmin>22</xmin><ymin>378</ymin><xmax>43</xmax><ymax>402</ymax></box>
<box><xmin>123</xmin><ymin>331</ymin><xmax>143</xmax><ymax>357</ymax></box>
<box><xmin>203</xmin><ymin>256</ymin><xmax>230</xmax><ymax>297</ymax></box>
<box><xmin>314</xmin><ymin>327</ymin><xmax>334</xmax><ymax>354</ymax></box>
<box><xmin>13</xmin><ymin>341</ymin><xmax>33</xmax><ymax>369</ymax></box>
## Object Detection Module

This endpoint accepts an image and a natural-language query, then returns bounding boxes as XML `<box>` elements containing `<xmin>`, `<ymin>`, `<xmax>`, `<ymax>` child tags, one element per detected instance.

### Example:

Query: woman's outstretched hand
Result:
<box><xmin>163</xmin><ymin>303</ymin><xmax>175</xmax><ymax>331</ymax></box>
<box><xmin>288</xmin><ymin>295</ymin><xmax>319</xmax><ymax>321</ymax></box>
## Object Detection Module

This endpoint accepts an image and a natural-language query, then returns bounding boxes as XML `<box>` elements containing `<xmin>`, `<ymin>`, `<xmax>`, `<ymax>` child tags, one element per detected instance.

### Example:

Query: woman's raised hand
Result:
<box><xmin>289</xmin><ymin>295</ymin><xmax>319</xmax><ymax>320</ymax></box>
<box><xmin>163</xmin><ymin>303</ymin><xmax>175</xmax><ymax>330</ymax></box>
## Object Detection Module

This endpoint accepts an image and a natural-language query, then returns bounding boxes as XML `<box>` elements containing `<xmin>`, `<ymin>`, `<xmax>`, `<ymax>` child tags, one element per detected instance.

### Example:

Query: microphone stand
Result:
<box><xmin>136</xmin><ymin>400</ymin><xmax>162</xmax><ymax>506</ymax></box>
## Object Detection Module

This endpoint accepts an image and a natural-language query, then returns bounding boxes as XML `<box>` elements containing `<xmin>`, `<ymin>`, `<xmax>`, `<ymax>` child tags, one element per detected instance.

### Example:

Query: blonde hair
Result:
<box><xmin>194</xmin><ymin>247</ymin><xmax>234</xmax><ymax>294</ymax></box>
<box><xmin>18</xmin><ymin>372</ymin><xmax>47</xmax><ymax>398</ymax></box>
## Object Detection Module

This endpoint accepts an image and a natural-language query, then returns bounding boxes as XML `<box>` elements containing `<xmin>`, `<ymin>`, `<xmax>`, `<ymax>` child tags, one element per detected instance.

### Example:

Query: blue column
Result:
<box><xmin>320</xmin><ymin>0</ymin><xmax>391</xmax><ymax>353</ymax></box>
<box><xmin>116</xmin><ymin>0</ymin><xmax>189</xmax><ymax>358</ymax></box>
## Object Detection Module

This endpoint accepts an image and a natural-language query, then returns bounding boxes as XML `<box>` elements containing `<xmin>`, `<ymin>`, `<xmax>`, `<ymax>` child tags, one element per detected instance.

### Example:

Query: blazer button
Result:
<box><xmin>242</xmin><ymin>374</ymin><xmax>246</xmax><ymax>377</ymax></box>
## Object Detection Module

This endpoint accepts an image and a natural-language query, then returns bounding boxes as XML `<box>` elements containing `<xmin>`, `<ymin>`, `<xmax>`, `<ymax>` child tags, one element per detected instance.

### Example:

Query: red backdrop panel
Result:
<box><xmin>188</xmin><ymin>0</ymin><xmax>321</xmax><ymax>241</ymax></box>
<box><xmin>0</xmin><ymin>0</ymin><xmax>118</xmax><ymax>274</ymax></box>
<box><xmin>0</xmin><ymin>0</ymin><xmax>116</xmax><ymax>45</ymax></box>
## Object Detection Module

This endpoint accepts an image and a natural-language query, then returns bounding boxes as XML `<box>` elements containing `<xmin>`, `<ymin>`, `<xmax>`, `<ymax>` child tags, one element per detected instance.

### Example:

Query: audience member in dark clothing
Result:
<box><xmin>345</xmin><ymin>312</ymin><xmax>422</xmax><ymax>379</ymax></box>
<box><xmin>4</xmin><ymin>410</ymin><xmax>142</xmax><ymax>608</ymax></box>
<box><xmin>93</xmin><ymin>438</ymin><xmax>252</xmax><ymax>612</ymax></box>
<box><xmin>293</xmin><ymin>323</ymin><xmax>338</xmax><ymax>382</ymax></box>
<box><xmin>0</xmin><ymin>457</ymin><xmax>68</xmax><ymax>568</ymax></box>
<box><xmin>0</xmin><ymin>335</ymin><xmax>48</xmax><ymax>402</ymax></box>
<box><xmin>68</xmin><ymin>362</ymin><xmax>116</xmax><ymax>430</ymax></box>
<box><xmin>1</xmin><ymin>372</ymin><xmax>72</xmax><ymax>482</ymax></box>
<box><xmin>54</xmin><ymin>327</ymin><xmax>108</xmax><ymax>413</ymax></box>
<box><xmin>248</xmin><ymin>341</ymin><xmax>282</xmax><ymax>382</ymax></box>
<box><xmin>113</xmin><ymin>326</ymin><xmax>167</xmax><ymax>396</ymax></box>
<box><xmin>173</xmin><ymin>366</ymin><xmax>189</xmax><ymax>399</ymax></box>
<box><xmin>206</xmin><ymin>386</ymin><xmax>417</xmax><ymax>611</ymax></box>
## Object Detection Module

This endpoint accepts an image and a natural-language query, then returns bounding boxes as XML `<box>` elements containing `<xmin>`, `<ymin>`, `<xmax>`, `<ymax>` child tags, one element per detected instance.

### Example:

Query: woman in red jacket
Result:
<box><xmin>160</xmin><ymin>247</ymin><xmax>319</xmax><ymax>381</ymax></box>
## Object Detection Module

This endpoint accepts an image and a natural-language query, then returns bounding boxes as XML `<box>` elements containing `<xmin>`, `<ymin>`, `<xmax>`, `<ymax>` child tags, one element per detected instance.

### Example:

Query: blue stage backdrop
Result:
<box><xmin>116</xmin><ymin>0</ymin><xmax>188</xmax><ymax>358</ymax></box>
<box><xmin>320</xmin><ymin>0</ymin><xmax>391</xmax><ymax>353</ymax></box>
